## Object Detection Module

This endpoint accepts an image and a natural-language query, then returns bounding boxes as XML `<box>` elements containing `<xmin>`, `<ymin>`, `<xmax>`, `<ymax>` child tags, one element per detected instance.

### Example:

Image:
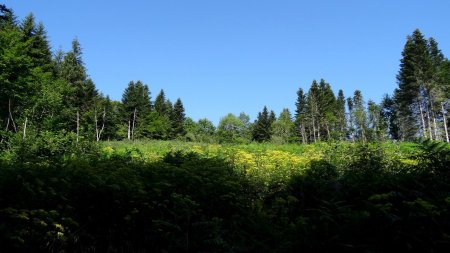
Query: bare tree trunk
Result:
<box><xmin>301</xmin><ymin>125</ymin><xmax>306</xmax><ymax>144</ymax></box>
<box><xmin>127</xmin><ymin>120</ymin><xmax>131</xmax><ymax>140</ymax></box>
<box><xmin>95</xmin><ymin>111</ymin><xmax>98</xmax><ymax>141</ymax></box>
<box><xmin>317</xmin><ymin>121</ymin><xmax>321</xmax><ymax>142</ymax></box>
<box><xmin>5</xmin><ymin>118</ymin><xmax>10</xmax><ymax>131</ymax></box>
<box><xmin>22</xmin><ymin>117</ymin><xmax>27</xmax><ymax>140</ymax></box>
<box><xmin>131</xmin><ymin>108</ymin><xmax>137</xmax><ymax>141</ymax></box>
<box><xmin>419</xmin><ymin>103</ymin><xmax>427</xmax><ymax>138</ymax></box>
<box><xmin>426</xmin><ymin>107</ymin><xmax>433</xmax><ymax>140</ymax></box>
<box><xmin>8</xmin><ymin>99</ymin><xmax>16</xmax><ymax>132</ymax></box>
<box><xmin>98</xmin><ymin>107</ymin><xmax>105</xmax><ymax>141</ymax></box>
<box><xmin>442</xmin><ymin>102</ymin><xmax>449</xmax><ymax>143</ymax></box>
<box><xmin>325</xmin><ymin>121</ymin><xmax>330</xmax><ymax>141</ymax></box>
<box><xmin>76</xmin><ymin>110</ymin><xmax>80</xmax><ymax>143</ymax></box>
<box><xmin>312</xmin><ymin>119</ymin><xmax>316</xmax><ymax>143</ymax></box>
<box><xmin>433</xmin><ymin>114</ymin><xmax>439</xmax><ymax>141</ymax></box>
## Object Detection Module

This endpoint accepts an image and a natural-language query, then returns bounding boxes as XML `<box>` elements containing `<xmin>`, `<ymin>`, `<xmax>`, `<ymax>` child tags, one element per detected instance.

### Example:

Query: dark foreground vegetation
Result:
<box><xmin>1</xmin><ymin>139</ymin><xmax>449</xmax><ymax>252</ymax></box>
<box><xmin>1</xmin><ymin>4</ymin><xmax>450</xmax><ymax>252</ymax></box>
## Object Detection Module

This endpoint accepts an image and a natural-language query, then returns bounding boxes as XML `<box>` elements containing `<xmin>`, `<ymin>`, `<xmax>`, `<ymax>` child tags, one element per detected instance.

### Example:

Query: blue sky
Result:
<box><xmin>5</xmin><ymin>0</ymin><xmax>450</xmax><ymax>125</ymax></box>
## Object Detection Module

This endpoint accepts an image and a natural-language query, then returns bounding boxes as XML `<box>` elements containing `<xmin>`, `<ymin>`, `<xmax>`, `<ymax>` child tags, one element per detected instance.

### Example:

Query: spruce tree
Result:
<box><xmin>294</xmin><ymin>88</ymin><xmax>307</xmax><ymax>143</ymax></box>
<box><xmin>381</xmin><ymin>94</ymin><xmax>400</xmax><ymax>140</ymax></box>
<box><xmin>394</xmin><ymin>29</ymin><xmax>448</xmax><ymax>140</ymax></box>
<box><xmin>336</xmin><ymin>90</ymin><xmax>347</xmax><ymax>140</ymax></box>
<box><xmin>252</xmin><ymin>106</ymin><xmax>272</xmax><ymax>142</ymax></box>
<box><xmin>353</xmin><ymin>90</ymin><xmax>367</xmax><ymax>142</ymax></box>
<box><xmin>347</xmin><ymin>97</ymin><xmax>355</xmax><ymax>141</ymax></box>
<box><xmin>307</xmin><ymin>80</ymin><xmax>320</xmax><ymax>142</ymax></box>
<box><xmin>120</xmin><ymin>81</ymin><xmax>151</xmax><ymax>140</ymax></box>
<box><xmin>318</xmin><ymin>79</ymin><xmax>336</xmax><ymax>140</ymax></box>
<box><xmin>154</xmin><ymin>89</ymin><xmax>168</xmax><ymax>116</ymax></box>
<box><xmin>171</xmin><ymin>98</ymin><xmax>186</xmax><ymax>138</ymax></box>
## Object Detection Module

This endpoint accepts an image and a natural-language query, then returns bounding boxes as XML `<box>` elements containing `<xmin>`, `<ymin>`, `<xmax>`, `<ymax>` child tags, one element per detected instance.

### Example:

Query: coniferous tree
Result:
<box><xmin>171</xmin><ymin>98</ymin><xmax>186</xmax><ymax>138</ymax></box>
<box><xmin>318</xmin><ymin>79</ymin><xmax>336</xmax><ymax>140</ymax></box>
<box><xmin>120</xmin><ymin>81</ymin><xmax>151</xmax><ymax>140</ymax></box>
<box><xmin>381</xmin><ymin>94</ymin><xmax>400</xmax><ymax>140</ymax></box>
<box><xmin>307</xmin><ymin>80</ymin><xmax>320</xmax><ymax>142</ymax></box>
<box><xmin>336</xmin><ymin>90</ymin><xmax>347</xmax><ymax>140</ymax></box>
<box><xmin>294</xmin><ymin>88</ymin><xmax>307</xmax><ymax>143</ymax></box>
<box><xmin>154</xmin><ymin>89</ymin><xmax>168</xmax><ymax>116</ymax></box>
<box><xmin>395</xmin><ymin>29</ymin><xmax>449</xmax><ymax>140</ymax></box>
<box><xmin>252</xmin><ymin>106</ymin><xmax>272</xmax><ymax>142</ymax></box>
<box><xmin>353</xmin><ymin>90</ymin><xmax>367</xmax><ymax>142</ymax></box>
<box><xmin>347</xmin><ymin>97</ymin><xmax>355</xmax><ymax>141</ymax></box>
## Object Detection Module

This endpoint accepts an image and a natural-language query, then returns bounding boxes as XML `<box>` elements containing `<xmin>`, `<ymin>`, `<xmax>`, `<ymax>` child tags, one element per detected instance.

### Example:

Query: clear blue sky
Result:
<box><xmin>5</xmin><ymin>0</ymin><xmax>450</xmax><ymax>125</ymax></box>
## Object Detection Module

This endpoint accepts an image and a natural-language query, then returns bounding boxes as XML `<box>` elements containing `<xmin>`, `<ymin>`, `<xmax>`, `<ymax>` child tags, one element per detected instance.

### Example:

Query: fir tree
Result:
<box><xmin>294</xmin><ymin>88</ymin><xmax>307</xmax><ymax>143</ymax></box>
<box><xmin>154</xmin><ymin>89</ymin><xmax>168</xmax><ymax>116</ymax></box>
<box><xmin>171</xmin><ymin>98</ymin><xmax>186</xmax><ymax>138</ymax></box>
<box><xmin>336</xmin><ymin>90</ymin><xmax>347</xmax><ymax>140</ymax></box>
<box><xmin>381</xmin><ymin>94</ymin><xmax>400</xmax><ymax>140</ymax></box>
<box><xmin>120</xmin><ymin>80</ymin><xmax>151</xmax><ymax>140</ymax></box>
<box><xmin>252</xmin><ymin>106</ymin><xmax>272</xmax><ymax>142</ymax></box>
<box><xmin>353</xmin><ymin>90</ymin><xmax>367</xmax><ymax>142</ymax></box>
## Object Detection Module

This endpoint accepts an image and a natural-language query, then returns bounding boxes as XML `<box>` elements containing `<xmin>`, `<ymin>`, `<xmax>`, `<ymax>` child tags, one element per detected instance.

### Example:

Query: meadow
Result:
<box><xmin>1</xmin><ymin>139</ymin><xmax>449</xmax><ymax>252</ymax></box>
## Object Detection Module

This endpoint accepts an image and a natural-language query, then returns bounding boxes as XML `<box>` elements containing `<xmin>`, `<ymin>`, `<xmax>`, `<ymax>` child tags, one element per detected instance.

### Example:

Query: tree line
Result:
<box><xmin>1</xmin><ymin>5</ymin><xmax>449</xmax><ymax>145</ymax></box>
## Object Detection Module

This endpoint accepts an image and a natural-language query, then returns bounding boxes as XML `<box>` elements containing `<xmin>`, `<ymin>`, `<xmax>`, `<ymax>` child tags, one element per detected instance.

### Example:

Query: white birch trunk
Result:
<box><xmin>76</xmin><ymin>110</ymin><xmax>80</xmax><ymax>143</ymax></box>
<box><xmin>419</xmin><ymin>103</ymin><xmax>427</xmax><ymax>138</ymax></box>
<box><xmin>22</xmin><ymin>117</ymin><xmax>27</xmax><ymax>140</ymax></box>
<box><xmin>442</xmin><ymin>102</ymin><xmax>449</xmax><ymax>143</ymax></box>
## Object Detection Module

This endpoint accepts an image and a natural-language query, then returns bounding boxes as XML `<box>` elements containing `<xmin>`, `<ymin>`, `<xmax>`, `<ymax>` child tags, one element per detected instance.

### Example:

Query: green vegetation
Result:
<box><xmin>1</xmin><ymin>5</ymin><xmax>449</xmax><ymax>144</ymax></box>
<box><xmin>1</xmin><ymin>4</ymin><xmax>450</xmax><ymax>252</ymax></box>
<box><xmin>1</xmin><ymin>140</ymin><xmax>450</xmax><ymax>252</ymax></box>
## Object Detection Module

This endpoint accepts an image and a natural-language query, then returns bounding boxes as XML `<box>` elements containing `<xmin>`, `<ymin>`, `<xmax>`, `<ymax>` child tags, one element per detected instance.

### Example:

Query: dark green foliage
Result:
<box><xmin>395</xmin><ymin>29</ymin><xmax>449</xmax><ymax>141</ymax></box>
<box><xmin>2</xmin><ymin>6</ymin><xmax>450</xmax><ymax>251</ymax></box>
<box><xmin>336</xmin><ymin>89</ymin><xmax>347</xmax><ymax>140</ymax></box>
<box><xmin>0</xmin><ymin>151</ymin><xmax>250</xmax><ymax>252</ymax></box>
<box><xmin>171</xmin><ymin>98</ymin><xmax>186</xmax><ymax>138</ymax></box>
<box><xmin>252</xmin><ymin>106</ymin><xmax>273</xmax><ymax>142</ymax></box>
<box><xmin>1</xmin><ymin>139</ymin><xmax>450</xmax><ymax>252</ymax></box>
<box><xmin>154</xmin><ymin>89</ymin><xmax>168</xmax><ymax>116</ymax></box>
<box><xmin>381</xmin><ymin>94</ymin><xmax>400</xmax><ymax>140</ymax></box>
<box><xmin>120</xmin><ymin>80</ymin><xmax>152</xmax><ymax>139</ymax></box>
<box><xmin>294</xmin><ymin>88</ymin><xmax>308</xmax><ymax>143</ymax></box>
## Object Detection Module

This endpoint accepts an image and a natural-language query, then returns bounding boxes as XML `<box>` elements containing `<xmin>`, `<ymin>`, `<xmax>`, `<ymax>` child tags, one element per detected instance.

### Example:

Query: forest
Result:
<box><xmin>1</xmin><ymin>4</ymin><xmax>450</xmax><ymax>252</ymax></box>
